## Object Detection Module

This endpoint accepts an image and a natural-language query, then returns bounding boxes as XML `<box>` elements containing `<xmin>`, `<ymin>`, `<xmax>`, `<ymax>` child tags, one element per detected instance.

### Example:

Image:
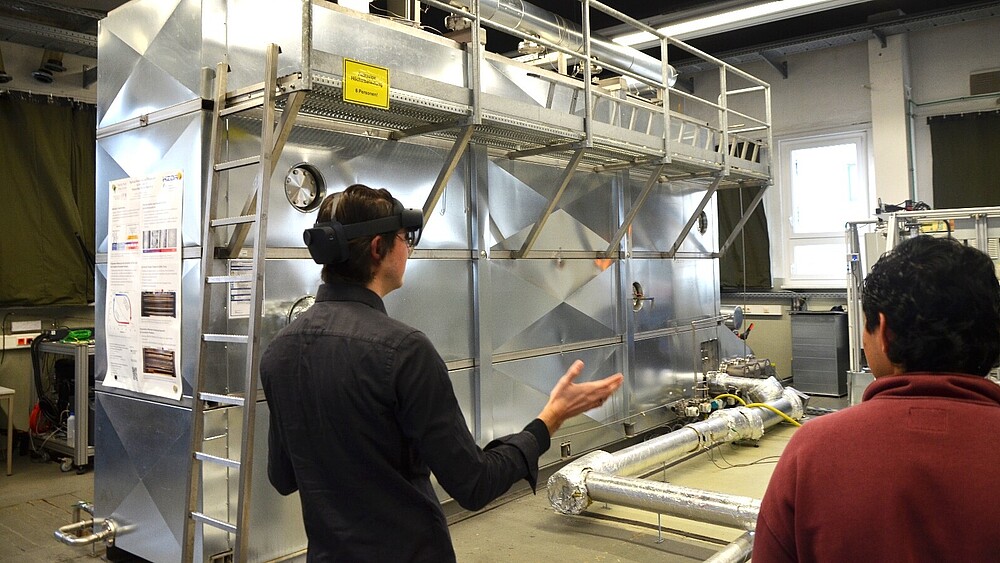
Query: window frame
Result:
<box><xmin>767</xmin><ymin>129</ymin><xmax>875</xmax><ymax>289</ymax></box>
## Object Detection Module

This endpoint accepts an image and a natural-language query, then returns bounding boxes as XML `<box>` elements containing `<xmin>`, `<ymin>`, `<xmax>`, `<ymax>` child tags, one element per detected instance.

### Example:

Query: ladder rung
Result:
<box><xmin>207</xmin><ymin>275</ymin><xmax>254</xmax><ymax>284</ymax></box>
<box><xmin>220</xmin><ymin>96</ymin><xmax>265</xmax><ymax>117</ymax></box>
<box><xmin>191</xmin><ymin>511</ymin><xmax>237</xmax><ymax>534</ymax></box>
<box><xmin>214</xmin><ymin>155</ymin><xmax>261</xmax><ymax>172</ymax></box>
<box><xmin>195</xmin><ymin>451</ymin><xmax>241</xmax><ymax>469</ymax></box>
<box><xmin>203</xmin><ymin>334</ymin><xmax>249</xmax><ymax>344</ymax></box>
<box><xmin>211</xmin><ymin>215</ymin><xmax>257</xmax><ymax>228</ymax></box>
<box><xmin>199</xmin><ymin>392</ymin><xmax>246</xmax><ymax>407</ymax></box>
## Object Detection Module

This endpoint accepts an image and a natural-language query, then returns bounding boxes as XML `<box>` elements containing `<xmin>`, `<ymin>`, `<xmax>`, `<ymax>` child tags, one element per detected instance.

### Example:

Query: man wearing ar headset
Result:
<box><xmin>261</xmin><ymin>184</ymin><xmax>623</xmax><ymax>562</ymax></box>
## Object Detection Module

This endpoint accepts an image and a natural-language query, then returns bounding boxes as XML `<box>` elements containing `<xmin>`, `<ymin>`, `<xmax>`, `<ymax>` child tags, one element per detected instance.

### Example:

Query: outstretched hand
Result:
<box><xmin>537</xmin><ymin>360</ymin><xmax>624</xmax><ymax>434</ymax></box>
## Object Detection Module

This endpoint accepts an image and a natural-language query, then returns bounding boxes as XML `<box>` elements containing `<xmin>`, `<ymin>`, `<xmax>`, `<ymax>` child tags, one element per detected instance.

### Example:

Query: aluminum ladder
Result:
<box><xmin>181</xmin><ymin>44</ymin><xmax>305</xmax><ymax>562</ymax></box>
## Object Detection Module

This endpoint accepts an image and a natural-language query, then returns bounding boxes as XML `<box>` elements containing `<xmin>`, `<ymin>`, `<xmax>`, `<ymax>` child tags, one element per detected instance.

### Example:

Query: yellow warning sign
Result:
<box><xmin>343</xmin><ymin>58</ymin><xmax>389</xmax><ymax>109</ymax></box>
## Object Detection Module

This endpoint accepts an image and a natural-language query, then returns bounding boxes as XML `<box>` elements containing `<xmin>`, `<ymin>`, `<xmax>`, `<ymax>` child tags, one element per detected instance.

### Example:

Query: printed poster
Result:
<box><xmin>103</xmin><ymin>171</ymin><xmax>183</xmax><ymax>400</ymax></box>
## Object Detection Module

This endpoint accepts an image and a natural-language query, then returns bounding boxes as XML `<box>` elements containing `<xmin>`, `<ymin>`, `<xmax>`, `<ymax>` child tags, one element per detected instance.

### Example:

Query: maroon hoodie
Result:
<box><xmin>754</xmin><ymin>374</ymin><xmax>1000</xmax><ymax>562</ymax></box>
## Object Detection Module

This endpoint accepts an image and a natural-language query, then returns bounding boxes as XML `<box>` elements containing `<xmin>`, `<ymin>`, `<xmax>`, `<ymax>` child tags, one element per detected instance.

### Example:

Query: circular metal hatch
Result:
<box><xmin>284</xmin><ymin>163</ymin><xmax>325</xmax><ymax>212</ymax></box>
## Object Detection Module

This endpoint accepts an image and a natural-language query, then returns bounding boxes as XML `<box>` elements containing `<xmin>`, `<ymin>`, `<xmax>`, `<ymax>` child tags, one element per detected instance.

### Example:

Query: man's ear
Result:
<box><xmin>875</xmin><ymin>312</ymin><xmax>892</xmax><ymax>352</ymax></box>
<box><xmin>369</xmin><ymin>235</ymin><xmax>384</xmax><ymax>263</ymax></box>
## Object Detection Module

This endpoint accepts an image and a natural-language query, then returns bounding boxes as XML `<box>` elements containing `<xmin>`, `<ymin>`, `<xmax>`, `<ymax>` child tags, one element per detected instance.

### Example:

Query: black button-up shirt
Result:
<box><xmin>262</xmin><ymin>281</ymin><xmax>551</xmax><ymax>562</ymax></box>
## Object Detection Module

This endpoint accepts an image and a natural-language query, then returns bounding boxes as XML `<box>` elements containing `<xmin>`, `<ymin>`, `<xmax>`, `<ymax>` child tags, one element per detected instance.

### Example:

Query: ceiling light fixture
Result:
<box><xmin>32</xmin><ymin>49</ymin><xmax>66</xmax><ymax>83</ymax></box>
<box><xmin>612</xmin><ymin>0</ymin><xmax>873</xmax><ymax>47</ymax></box>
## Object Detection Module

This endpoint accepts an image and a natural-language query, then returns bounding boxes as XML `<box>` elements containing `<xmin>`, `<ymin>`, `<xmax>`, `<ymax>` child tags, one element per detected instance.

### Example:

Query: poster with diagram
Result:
<box><xmin>104</xmin><ymin>171</ymin><xmax>183</xmax><ymax>401</ymax></box>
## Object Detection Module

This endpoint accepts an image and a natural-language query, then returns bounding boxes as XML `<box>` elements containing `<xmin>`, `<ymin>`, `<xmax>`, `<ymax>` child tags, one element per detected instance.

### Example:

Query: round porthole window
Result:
<box><xmin>284</xmin><ymin>163</ymin><xmax>326</xmax><ymax>212</ymax></box>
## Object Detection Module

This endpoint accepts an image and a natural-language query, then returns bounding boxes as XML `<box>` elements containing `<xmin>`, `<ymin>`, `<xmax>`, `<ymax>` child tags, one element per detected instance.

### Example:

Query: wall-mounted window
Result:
<box><xmin>769</xmin><ymin>130</ymin><xmax>873</xmax><ymax>288</ymax></box>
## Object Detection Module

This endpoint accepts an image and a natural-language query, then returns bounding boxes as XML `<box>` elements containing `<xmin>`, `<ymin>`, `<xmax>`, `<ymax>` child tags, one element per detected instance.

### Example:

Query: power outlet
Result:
<box><xmin>3</xmin><ymin>333</ymin><xmax>41</xmax><ymax>349</ymax></box>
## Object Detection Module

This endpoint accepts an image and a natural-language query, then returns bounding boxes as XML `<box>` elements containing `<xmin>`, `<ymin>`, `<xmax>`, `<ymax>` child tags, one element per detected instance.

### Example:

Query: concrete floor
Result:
<box><xmin>1</xmin><ymin>395</ymin><xmax>848</xmax><ymax>562</ymax></box>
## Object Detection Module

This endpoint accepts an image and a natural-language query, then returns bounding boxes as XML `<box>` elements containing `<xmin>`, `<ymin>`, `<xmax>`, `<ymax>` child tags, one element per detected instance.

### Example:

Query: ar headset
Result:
<box><xmin>303</xmin><ymin>196</ymin><xmax>423</xmax><ymax>264</ymax></box>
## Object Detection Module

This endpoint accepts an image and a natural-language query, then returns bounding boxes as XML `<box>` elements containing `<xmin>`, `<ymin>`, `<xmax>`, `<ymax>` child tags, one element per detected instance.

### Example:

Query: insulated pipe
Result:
<box><xmin>548</xmin><ymin>388</ymin><xmax>804</xmax><ymax>514</ymax></box>
<box><xmin>583</xmin><ymin>473</ymin><xmax>761</xmax><ymax>530</ymax></box>
<box><xmin>612</xmin><ymin>389</ymin><xmax>799</xmax><ymax>477</ymax></box>
<box><xmin>704</xmin><ymin>531</ymin><xmax>755</xmax><ymax>563</ymax></box>
<box><xmin>448</xmin><ymin>0</ymin><xmax>677</xmax><ymax>87</ymax></box>
<box><xmin>706</xmin><ymin>373</ymin><xmax>785</xmax><ymax>403</ymax></box>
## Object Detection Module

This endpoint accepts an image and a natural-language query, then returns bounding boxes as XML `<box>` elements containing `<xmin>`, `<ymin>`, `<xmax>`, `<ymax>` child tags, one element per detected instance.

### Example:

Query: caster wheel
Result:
<box><xmin>60</xmin><ymin>458</ymin><xmax>74</xmax><ymax>472</ymax></box>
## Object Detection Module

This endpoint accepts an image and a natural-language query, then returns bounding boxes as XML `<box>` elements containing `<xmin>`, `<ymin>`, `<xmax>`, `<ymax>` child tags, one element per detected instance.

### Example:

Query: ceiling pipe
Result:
<box><xmin>446</xmin><ymin>0</ymin><xmax>677</xmax><ymax>87</ymax></box>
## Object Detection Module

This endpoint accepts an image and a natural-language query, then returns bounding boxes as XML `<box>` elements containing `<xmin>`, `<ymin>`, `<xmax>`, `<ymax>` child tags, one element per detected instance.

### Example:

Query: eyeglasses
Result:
<box><xmin>395</xmin><ymin>231</ymin><xmax>417</xmax><ymax>249</ymax></box>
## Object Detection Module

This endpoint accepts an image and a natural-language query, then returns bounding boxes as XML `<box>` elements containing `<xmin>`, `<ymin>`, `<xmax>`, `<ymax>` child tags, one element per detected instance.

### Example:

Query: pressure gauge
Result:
<box><xmin>284</xmin><ymin>163</ymin><xmax>325</xmax><ymax>212</ymax></box>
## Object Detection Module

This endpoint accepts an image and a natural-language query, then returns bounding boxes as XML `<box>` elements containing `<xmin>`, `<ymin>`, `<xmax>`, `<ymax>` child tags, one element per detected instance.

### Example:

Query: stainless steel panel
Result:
<box><xmin>492</xmin><ymin>347</ymin><xmax>624</xmax><ymax>467</ymax></box>
<box><xmin>384</xmin><ymin>260</ymin><xmax>476</xmax><ymax>364</ymax></box>
<box><xmin>487</xmin><ymin>258</ymin><xmax>618</xmax><ymax>354</ymax></box>
<box><xmin>488</xmin><ymin>159</ymin><xmax>617</xmax><ymax>251</ymax></box>
<box><xmin>226</xmin><ymin>0</ymin><xmax>306</xmax><ymax>92</ymax></box>
<box><xmin>631</xmin><ymin>330</ymin><xmax>718</xmax><ymax>432</ymax></box>
<box><xmin>312</xmin><ymin>4</ymin><xmax>465</xmax><ymax>88</ymax></box>
<box><xmin>261</xmin><ymin>259</ymin><xmax>322</xmax><ymax>349</ymax></box>
<box><xmin>94</xmin><ymin>391</ymin><xmax>193</xmax><ymax>562</ymax></box>
<box><xmin>95</xmin><ymin>111</ymin><xmax>209</xmax><ymax>252</ymax></box>
<box><xmin>630</xmin><ymin>179</ymin><xmax>718</xmax><ymax>254</ymax></box>
<box><xmin>628</xmin><ymin>259</ymin><xmax>718</xmax><ymax>333</ymax></box>
<box><xmin>98</xmin><ymin>0</ymin><xmax>222</xmax><ymax>127</ymax></box>
<box><xmin>237</xmin><ymin>125</ymin><xmax>473</xmax><ymax>250</ymax></box>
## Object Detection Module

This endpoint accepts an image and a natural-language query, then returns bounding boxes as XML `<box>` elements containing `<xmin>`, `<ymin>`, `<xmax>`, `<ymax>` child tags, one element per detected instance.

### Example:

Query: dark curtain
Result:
<box><xmin>929</xmin><ymin>110</ymin><xmax>1000</xmax><ymax>209</ymax></box>
<box><xmin>0</xmin><ymin>92</ymin><xmax>96</xmax><ymax>306</ymax></box>
<box><xmin>718</xmin><ymin>185</ymin><xmax>771</xmax><ymax>290</ymax></box>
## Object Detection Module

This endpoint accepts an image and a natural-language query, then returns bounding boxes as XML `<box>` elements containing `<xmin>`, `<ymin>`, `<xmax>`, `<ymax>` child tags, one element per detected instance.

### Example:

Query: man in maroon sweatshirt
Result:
<box><xmin>754</xmin><ymin>235</ymin><xmax>1000</xmax><ymax>562</ymax></box>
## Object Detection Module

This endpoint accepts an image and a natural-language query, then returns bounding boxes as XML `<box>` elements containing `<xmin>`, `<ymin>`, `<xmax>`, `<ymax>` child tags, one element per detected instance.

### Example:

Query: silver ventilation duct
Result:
<box><xmin>583</xmin><ymin>473</ymin><xmax>761</xmax><ymax>530</ymax></box>
<box><xmin>548</xmin><ymin>386</ymin><xmax>803</xmax><ymax>514</ymax></box>
<box><xmin>448</xmin><ymin>0</ymin><xmax>677</xmax><ymax>87</ymax></box>
<box><xmin>548</xmin><ymin>377</ymin><xmax>804</xmax><ymax>562</ymax></box>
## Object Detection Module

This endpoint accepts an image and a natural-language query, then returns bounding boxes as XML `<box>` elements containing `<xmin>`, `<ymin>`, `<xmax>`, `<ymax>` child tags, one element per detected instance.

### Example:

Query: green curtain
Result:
<box><xmin>0</xmin><ymin>92</ymin><xmax>96</xmax><ymax>306</ymax></box>
<box><xmin>718</xmin><ymin>184</ymin><xmax>772</xmax><ymax>290</ymax></box>
<box><xmin>929</xmin><ymin>111</ymin><xmax>1000</xmax><ymax>209</ymax></box>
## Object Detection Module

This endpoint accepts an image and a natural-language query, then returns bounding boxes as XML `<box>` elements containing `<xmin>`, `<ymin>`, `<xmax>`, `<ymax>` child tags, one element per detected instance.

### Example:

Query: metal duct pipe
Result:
<box><xmin>54</xmin><ymin>518</ymin><xmax>117</xmax><ymax>547</ymax></box>
<box><xmin>706</xmin><ymin>373</ymin><xmax>786</xmax><ymax>403</ymax></box>
<box><xmin>583</xmin><ymin>473</ymin><xmax>760</xmax><ymax>530</ymax></box>
<box><xmin>548</xmin><ymin>387</ymin><xmax>804</xmax><ymax>514</ymax></box>
<box><xmin>612</xmin><ymin>389</ymin><xmax>800</xmax><ymax>477</ymax></box>
<box><xmin>704</xmin><ymin>531</ymin><xmax>754</xmax><ymax>563</ymax></box>
<box><xmin>448</xmin><ymin>0</ymin><xmax>677</xmax><ymax>87</ymax></box>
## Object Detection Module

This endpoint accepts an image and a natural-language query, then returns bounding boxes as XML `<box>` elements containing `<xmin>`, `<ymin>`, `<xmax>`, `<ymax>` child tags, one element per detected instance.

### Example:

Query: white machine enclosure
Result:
<box><xmin>93</xmin><ymin>1</ymin><xmax>770</xmax><ymax>560</ymax></box>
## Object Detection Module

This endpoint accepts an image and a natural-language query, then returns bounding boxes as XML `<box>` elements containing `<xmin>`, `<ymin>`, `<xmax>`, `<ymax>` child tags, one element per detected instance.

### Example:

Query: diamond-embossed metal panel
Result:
<box><xmin>97</xmin><ymin>0</ymin><xmax>217</xmax><ymax>127</ymax></box>
<box><xmin>488</xmin><ymin>159</ymin><xmax>616</xmax><ymax>252</ymax></box>
<box><xmin>492</xmin><ymin>346</ymin><xmax>624</xmax><ymax>465</ymax></box>
<box><xmin>94</xmin><ymin>391</ymin><xmax>195</xmax><ymax>562</ymax></box>
<box><xmin>485</xmin><ymin>158</ymin><xmax>620</xmax><ymax>355</ymax></box>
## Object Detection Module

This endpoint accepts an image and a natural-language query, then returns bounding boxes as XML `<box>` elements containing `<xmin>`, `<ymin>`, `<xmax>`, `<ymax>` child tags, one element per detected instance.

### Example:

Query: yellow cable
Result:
<box><xmin>746</xmin><ymin>403</ymin><xmax>802</xmax><ymax>427</ymax></box>
<box><xmin>713</xmin><ymin>393</ymin><xmax>748</xmax><ymax>406</ymax></box>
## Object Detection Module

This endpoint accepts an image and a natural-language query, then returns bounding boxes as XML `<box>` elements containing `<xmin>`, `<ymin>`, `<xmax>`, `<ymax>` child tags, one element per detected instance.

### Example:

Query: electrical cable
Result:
<box><xmin>713</xmin><ymin>393</ymin><xmax>747</xmax><ymax>406</ymax></box>
<box><xmin>745</xmin><ymin>402</ymin><xmax>801</xmax><ymax>427</ymax></box>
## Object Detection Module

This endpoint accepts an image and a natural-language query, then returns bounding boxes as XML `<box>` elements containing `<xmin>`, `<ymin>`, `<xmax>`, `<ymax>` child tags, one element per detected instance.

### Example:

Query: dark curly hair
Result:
<box><xmin>862</xmin><ymin>235</ymin><xmax>1000</xmax><ymax>376</ymax></box>
<box><xmin>318</xmin><ymin>184</ymin><xmax>397</xmax><ymax>285</ymax></box>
